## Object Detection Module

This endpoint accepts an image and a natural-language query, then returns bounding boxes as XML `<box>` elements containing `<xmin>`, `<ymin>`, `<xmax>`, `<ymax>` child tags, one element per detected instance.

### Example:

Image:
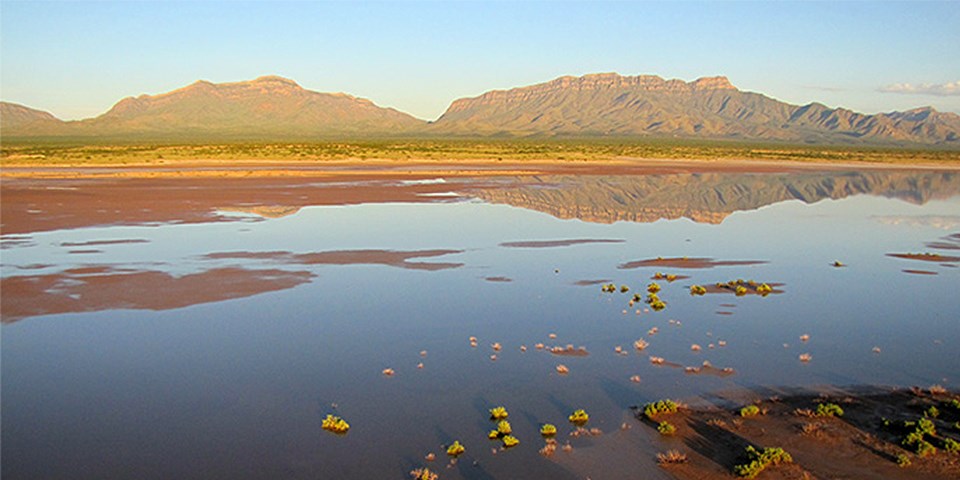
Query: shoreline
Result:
<box><xmin>4</xmin><ymin>156</ymin><xmax>960</xmax><ymax>180</ymax></box>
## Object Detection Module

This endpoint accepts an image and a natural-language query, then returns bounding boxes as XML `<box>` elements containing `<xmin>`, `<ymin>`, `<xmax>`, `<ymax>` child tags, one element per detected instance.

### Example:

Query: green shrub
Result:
<box><xmin>740</xmin><ymin>405</ymin><xmax>761</xmax><ymax>417</ymax></box>
<box><xmin>644</xmin><ymin>400</ymin><xmax>679</xmax><ymax>419</ymax></box>
<box><xmin>657</xmin><ymin>421</ymin><xmax>677</xmax><ymax>435</ymax></box>
<box><xmin>896</xmin><ymin>453</ymin><xmax>911</xmax><ymax>467</ymax></box>
<box><xmin>917</xmin><ymin>417</ymin><xmax>936</xmax><ymax>436</ymax></box>
<box><xmin>916</xmin><ymin>440</ymin><xmax>937</xmax><ymax>457</ymax></box>
<box><xmin>925</xmin><ymin>406</ymin><xmax>940</xmax><ymax>418</ymax></box>
<box><xmin>568</xmin><ymin>409</ymin><xmax>589</xmax><ymax>425</ymax></box>
<box><xmin>815</xmin><ymin>403</ymin><xmax>844</xmax><ymax>417</ymax></box>
<box><xmin>733</xmin><ymin>446</ymin><xmax>792</xmax><ymax>478</ymax></box>
<box><xmin>944</xmin><ymin>437</ymin><xmax>960</xmax><ymax>453</ymax></box>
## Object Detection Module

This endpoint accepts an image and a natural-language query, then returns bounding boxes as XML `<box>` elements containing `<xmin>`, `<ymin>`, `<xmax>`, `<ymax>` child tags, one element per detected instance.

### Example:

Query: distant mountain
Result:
<box><xmin>1</xmin><ymin>76</ymin><xmax>424</xmax><ymax>138</ymax></box>
<box><xmin>3</xmin><ymin>73</ymin><xmax>959</xmax><ymax>145</ymax></box>
<box><xmin>465</xmin><ymin>170</ymin><xmax>960</xmax><ymax>224</ymax></box>
<box><xmin>430</xmin><ymin>73</ymin><xmax>960</xmax><ymax>145</ymax></box>
<box><xmin>0</xmin><ymin>102</ymin><xmax>66</xmax><ymax>132</ymax></box>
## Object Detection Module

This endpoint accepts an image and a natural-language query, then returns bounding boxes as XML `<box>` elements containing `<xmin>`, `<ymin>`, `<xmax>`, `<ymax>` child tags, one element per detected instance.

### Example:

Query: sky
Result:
<box><xmin>1</xmin><ymin>0</ymin><xmax>959</xmax><ymax>121</ymax></box>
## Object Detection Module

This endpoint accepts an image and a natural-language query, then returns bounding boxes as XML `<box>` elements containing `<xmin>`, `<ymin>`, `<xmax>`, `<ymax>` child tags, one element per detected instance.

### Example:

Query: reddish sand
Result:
<box><xmin>887</xmin><ymin>253</ymin><xmax>960</xmax><ymax>263</ymax></box>
<box><xmin>619</xmin><ymin>257</ymin><xmax>768</xmax><ymax>270</ymax></box>
<box><xmin>499</xmin><ymin>239</ymin><xmax>625</xmax><ymax>248</ymax></box>
<box><xmin>903</xmin><ymin>269</ymin><xmax>939</xmax><ymax>275</ymax></box>
<box><xmin>700</xmin><ymin>282</ymin><xmax>786</xmax><ymax>296</ymax></box>
<box><xmin>0</xmin><ymin>267</ymin><xmax>315</xmax><ymax>322</ymax></box>
<box><xmin>631</xmin><ymin>387</ymin><xmax>960</xmax><ymax>480</ymax></box>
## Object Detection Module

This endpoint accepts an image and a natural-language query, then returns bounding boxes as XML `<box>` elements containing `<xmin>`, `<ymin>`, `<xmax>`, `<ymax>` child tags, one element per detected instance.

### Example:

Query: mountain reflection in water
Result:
<box><xmin>466</xmin><ymin>170</ymin><xmax>960</xmax><ymax>224</ymax></box>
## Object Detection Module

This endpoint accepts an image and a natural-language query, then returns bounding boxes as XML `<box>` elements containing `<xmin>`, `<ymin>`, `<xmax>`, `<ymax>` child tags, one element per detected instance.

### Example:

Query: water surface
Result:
<box><xmin>2</xmin><ymin>168</ymin><xmax>959</xmax><ymax>479</ymax></box>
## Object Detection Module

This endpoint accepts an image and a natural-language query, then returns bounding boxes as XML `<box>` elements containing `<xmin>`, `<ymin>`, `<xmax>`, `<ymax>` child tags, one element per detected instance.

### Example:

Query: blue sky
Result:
<box><xmin>2</xmin><ymin>1</ymin><xmax>959</xmax><ymax>121</ymax></box>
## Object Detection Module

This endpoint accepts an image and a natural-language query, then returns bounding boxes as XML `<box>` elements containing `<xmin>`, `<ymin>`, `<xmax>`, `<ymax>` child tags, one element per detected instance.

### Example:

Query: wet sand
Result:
<box><xmin>619</xmin><ymin>257</ymin><xmax>769</xmax><ymax>270</ymax></box>
<box><xmin>626</xmin><ymin>386</ymin><xmax>960</xmax><ymax>480</ymax></box>
<box><xmin>0</xmin><ymin>267</ymin><xmax>315</xmax><ymax>322</ymax></box>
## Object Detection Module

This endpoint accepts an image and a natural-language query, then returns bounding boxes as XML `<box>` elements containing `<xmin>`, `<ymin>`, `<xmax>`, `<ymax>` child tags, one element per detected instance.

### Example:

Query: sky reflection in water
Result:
<box><xmin>2</xmin><ymin>171</ymin><xmax>959</xmax><ymax>479</ymax></box>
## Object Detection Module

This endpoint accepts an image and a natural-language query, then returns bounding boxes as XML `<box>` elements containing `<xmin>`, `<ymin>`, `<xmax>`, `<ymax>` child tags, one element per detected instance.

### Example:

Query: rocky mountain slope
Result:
<box><xmin>1</xmin><ymin>76</ymin><xmax>424</xmax><ymax>138</ymax></box>
<box><xmin>430</xmin><ymin>73</ymin><xmax>960</xmax><ymax>144</ymax></box>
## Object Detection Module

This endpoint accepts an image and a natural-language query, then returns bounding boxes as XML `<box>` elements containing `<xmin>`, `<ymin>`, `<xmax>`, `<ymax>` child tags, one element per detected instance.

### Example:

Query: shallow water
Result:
<box><xmin>2</xmin><ymin>169</ymin><xmax>959</xmax><ymax>479</ymax></box>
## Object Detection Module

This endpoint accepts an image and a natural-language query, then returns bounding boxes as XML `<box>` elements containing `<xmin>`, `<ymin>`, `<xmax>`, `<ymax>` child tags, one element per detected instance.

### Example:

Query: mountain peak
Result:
<box><xmin>691</xmin><ymin>76</ymin><xmax>735</xmax><ymax>90</ymax></box>
<box><xmin>250</xmin><ymin>75</ymin><xmax>301</xmax><ymax>88</ymax></box>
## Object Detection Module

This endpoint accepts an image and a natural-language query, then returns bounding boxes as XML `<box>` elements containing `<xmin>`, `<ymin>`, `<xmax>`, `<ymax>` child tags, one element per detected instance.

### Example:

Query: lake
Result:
<box><xmin>2</xmin><ymin>165</ymin><xmax>959</xmax><ymax>479</ymax></box>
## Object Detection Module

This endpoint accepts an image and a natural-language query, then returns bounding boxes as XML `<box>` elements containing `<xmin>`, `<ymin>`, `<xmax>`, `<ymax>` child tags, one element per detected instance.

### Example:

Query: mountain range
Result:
<box><xmin>2</xmin><ymin>73</ymin><xmax>959</xmax><ymax>145</ymax></box>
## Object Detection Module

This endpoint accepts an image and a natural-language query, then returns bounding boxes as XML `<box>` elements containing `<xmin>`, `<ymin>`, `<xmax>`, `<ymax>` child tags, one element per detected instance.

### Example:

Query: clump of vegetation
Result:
<box><xmin>925</xmin><ymin>406</ymin><xmax>940</xmax><ymax>418</ymax></box>
<box><xmin>645</xmin><ymin>293</ymin><xmax>667</xmax><ymax>311</ymax></box>
<box><xmin>916</xmin><ymin>440</ymin><xmax>937</xmax><ymax>457</ymax></box>
<box><xmin>653</xmin><ymin>272</ymin><xmax>679</xmax><ymax>282</ymax></box>
<box><xmin>568</xmin><ymin>409</ymin><xmax>589</xmax><ymax>425</ymax></box>
<box><xmin>832</xmin><ymin>260</ymin><xmax>845</xmax><ymax>268</ymax></box>
<box><xmin>944</xmin><ymin>437</ymin><xmax>960</xmax><ymax>453</ymax></box>
<box><xmin>689</xmin><ymin>284</ymin><xmax>707</xmax><ymax>295</ymax></box>
<box><xmin>620</xmin><ymin>285</ymin><xmax>630</xmax><ymax>293</ymax></box>
<box><xmin>902</xmin><ymin>417</ymin><xmax>938</xmax><ymax>456</ymax></box>
<box><xmin>735</xmin><ymin>285</ymin><xmax>748</xmax><ymax>296</ymax></box>
<box><xmin>647</xmin><ymin>282</ymin><xmax>661</xmax><ymax>294</ymax></box>
<box><xmin>501</xmin><ymin>435</ymin><xmax>520</xmax><ymax>448</ymax></box>
<box><xmin>740</xmin><ymin>405</ymin><xmax>762</xmax><ymax>418</ymax></box>
<box><xmin>496</xmin><ymin>420</ymin><xmax>512</xmax><ymax>435</ymax></box>
<box><xmin>815</xmin><ymin>403</ymin><xmax>844</xmax><ymax>417</ymax></box>
<box><xmin>321</xmin><ymin>414</ymin><xmax>350</xmax><ymax>434</ymax></box>
<box><xmin>489</xmin><ymin>406</ymin><xmax>509</xmax><ymax>420</ymax></box>
<box><xmin>446</xmin><ymin>440</ymin><xmax>465</xmax><ymax>457</ymax></box>
<box><xmin>896</xmin><ymin>453</ymin><xmax>911</xmax><ymax>467</ymax></box>
<box><xmin>540</xmin><ymin>423</ymin><xmax>557</xmax><ymax>437</ymax></box>
<box><xmin>755</xmin><ymin>283</ymin><xmax>773</xmax><ymax>295</ymax></box>
<box><xmin>657</xmin><ymin>421</ymin><xmax>677</xmax><ymax>435</ymax></box>
<box><xmin>733</xmin><ymin>445</ymin><xmax>793</xmax><ymax>478</ymax></box>
<box><xmin>601</xmin><ymin>283</ymin><xmax>617</xmax><ymax>293</ymax></box>
<box><xmin>644</xmin><ymin>399</ymin><xmax>679</xmax><ymax>419</ymax></box>
<box><xmin>656</xmin><ymin>449</ymin><xmax>688</xmax><ymax>465</ymax></box>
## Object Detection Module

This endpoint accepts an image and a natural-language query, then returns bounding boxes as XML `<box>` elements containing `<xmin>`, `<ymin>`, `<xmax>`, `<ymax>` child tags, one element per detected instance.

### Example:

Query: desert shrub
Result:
<box><xmin>657</xmin><ymin>421</ymin><xmax>677</xmax><ymax>435</ymax></box>
<box><xmin>740</xmin><ymin>405</ymin><xmax>761</xmax><ymax>417</ymax></box>
<box><xmin>446</xmin><ymin>440</ymin><xmax>465</xmax><ymax>457</ymax></box>
<box><xmin>733</xmin><ymin>446</ymin><xmax>792</xmax><ymax>478</ymax></box>
<box><xmin>815</xmin><ymin>403</ymin><xmax>844</xmax><ymax>417</ymax></box>
<box><xmin>944</xmin><ymin>437</ymin><xmax>960</xmax><ymax>453</ymax></box>
<box><xmin>644</xmin><ymin>399</ymin><xmax>679</xmax><ymax>419</ymax></box>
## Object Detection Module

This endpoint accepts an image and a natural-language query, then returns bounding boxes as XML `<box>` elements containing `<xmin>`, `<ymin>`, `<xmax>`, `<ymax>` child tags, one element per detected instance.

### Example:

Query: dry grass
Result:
<box><xmin>657</xmin><ymin>449</ymin><xmax>689</xmax><ymax>465</ymax></box>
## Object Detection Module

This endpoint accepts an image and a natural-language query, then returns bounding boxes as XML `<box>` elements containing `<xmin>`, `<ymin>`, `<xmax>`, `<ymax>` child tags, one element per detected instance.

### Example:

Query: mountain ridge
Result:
<box><xmin>430</xmin><ymin>74</ymin><xmax>960</xmax><ymax>144</ymax></box>
<box><xmin>2</xmin><ymin>73</ymin><xmax>958</xmax><ymax>145</ymax></box>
